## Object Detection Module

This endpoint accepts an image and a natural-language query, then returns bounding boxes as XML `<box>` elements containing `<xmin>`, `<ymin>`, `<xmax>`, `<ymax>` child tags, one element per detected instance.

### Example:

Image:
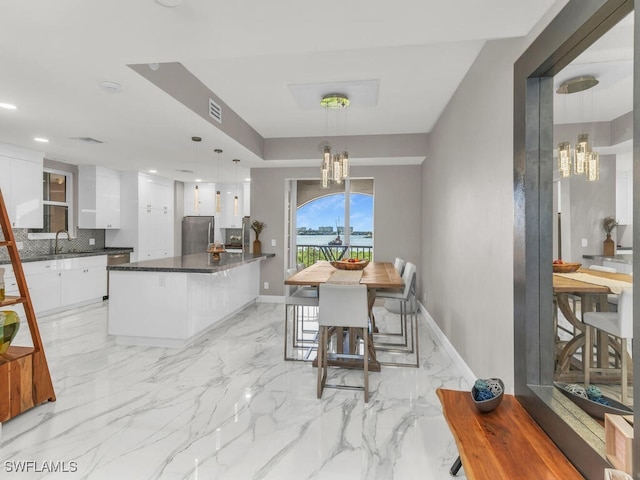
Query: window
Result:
<box><xmin>28</xmin><ymin>169</ymin><xmax>74</xmax><ymax>238</ymax></box>
<box><xmin>292</xmin><ymin>178</ymin><xmax>374</xmax><ymax>266</ymax></box>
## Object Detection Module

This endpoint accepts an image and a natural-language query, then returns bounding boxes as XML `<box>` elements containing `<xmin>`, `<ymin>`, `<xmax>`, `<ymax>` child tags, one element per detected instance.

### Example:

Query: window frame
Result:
<box><xmin>27</xmin><ymin>167</ymin><xmax>74</xmax><ymax>239</ymax></box>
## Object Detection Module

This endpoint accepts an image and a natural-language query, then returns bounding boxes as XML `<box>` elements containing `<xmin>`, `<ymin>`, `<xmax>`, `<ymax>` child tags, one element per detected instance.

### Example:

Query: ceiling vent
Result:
<box><xmin>70</xmin><ymin>136</ymin><xmax>104</xmax><ymax>144</ymax></box>
<box><xmin>176</xmin><ymin>169</ymin><xmax>194</xmax><ymax>174</ymax></box>
<box><xmin>209</xmin><ymin>98</ymin><xmax>222</xmax><ymax>124</ymax></box>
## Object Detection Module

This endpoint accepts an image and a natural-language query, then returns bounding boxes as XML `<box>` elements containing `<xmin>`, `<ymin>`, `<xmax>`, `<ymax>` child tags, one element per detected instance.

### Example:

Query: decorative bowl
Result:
<box><xmin>0</xmin><ymin>311</ymin><xmax>20</xmax><ymax>355</ymax></box>
<box><xmin>471</xmin><ymin>378</ymin><xmax>505</xmax><ymax>413</ymax></box>
<box><xmin>331</xmin><ymin>259</ymin><xmax>369</xmax><ymax>271</ymax></box>
<box><xmin>552</xmin><ymin>262</ymin><xmax>581</xmax><ymax>273</ymax></box>
<box><xmin>555</xmin><ymin>382</ymin><xmax>632</xmax><ymax>420</ymax></box>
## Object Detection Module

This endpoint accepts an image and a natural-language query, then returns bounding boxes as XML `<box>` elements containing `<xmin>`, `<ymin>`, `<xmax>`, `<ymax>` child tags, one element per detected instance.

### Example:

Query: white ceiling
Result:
<box><xmin>0</xmin><ymin>0</ymin><xmax>566</xmax><ymax>183</ymax></box>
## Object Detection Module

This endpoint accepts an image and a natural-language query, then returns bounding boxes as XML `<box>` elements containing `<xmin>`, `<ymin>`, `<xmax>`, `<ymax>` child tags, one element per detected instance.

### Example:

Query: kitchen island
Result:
<box><xmin>107</xmin><ymin>252</ymin><xmax>274</xmax><ymax>347</ymax></box>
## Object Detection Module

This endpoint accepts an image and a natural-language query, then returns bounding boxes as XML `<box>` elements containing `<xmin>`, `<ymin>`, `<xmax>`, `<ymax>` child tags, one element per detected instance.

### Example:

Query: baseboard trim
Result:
<box><xmin>257</xmin><ymin>294</ymin><xmax>283</xmax><ymax>304</ymax></box>
<box><xmin>418</xmin><ymin>302</ymin><xmax>476</xmax><ymax>386</ymax></box>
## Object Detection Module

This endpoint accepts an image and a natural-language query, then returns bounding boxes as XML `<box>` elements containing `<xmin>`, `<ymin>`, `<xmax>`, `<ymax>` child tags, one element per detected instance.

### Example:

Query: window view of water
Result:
<box><xmin>296</xmin><ymin>234</ymin><xmax>373</xmax><ymax>247</ymax></box>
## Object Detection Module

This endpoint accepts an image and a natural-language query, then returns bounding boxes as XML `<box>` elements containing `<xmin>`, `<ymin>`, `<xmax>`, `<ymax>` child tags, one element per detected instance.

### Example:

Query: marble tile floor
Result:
<box><xmin>1</xmin><ymin>301</ymin><xmax>470</xmax><ymax>479</ymax></box>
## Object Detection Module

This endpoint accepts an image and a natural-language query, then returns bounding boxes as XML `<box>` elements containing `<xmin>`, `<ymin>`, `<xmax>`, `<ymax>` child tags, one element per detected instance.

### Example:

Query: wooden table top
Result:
<box><xmin>437</xmin><ymin>389</ymin><xmax>583</xmax><ymax>480</ymax></box>
<box><xmin>285</xmin><ymin>261</ymin><xmax>404</xmax><ymax>289</ymax></box>
<box><xmin>553</xmin><ymin>268</ymin><xmax>632</xmax><ymax>294</ymax></box>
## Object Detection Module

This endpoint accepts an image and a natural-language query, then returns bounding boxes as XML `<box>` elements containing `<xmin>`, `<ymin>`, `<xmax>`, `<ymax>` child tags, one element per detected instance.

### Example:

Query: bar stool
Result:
<box><xmin>584</xmin><ymin>287</ymin><xmax>633</xmax><ymax>404</ymax></box>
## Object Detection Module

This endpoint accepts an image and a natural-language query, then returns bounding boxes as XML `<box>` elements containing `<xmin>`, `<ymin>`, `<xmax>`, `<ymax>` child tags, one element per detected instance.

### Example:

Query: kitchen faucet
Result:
<box><xmin>55</xmin><ymin>229</ymin><xmax>71</xmax><ymax>254</ymax></box>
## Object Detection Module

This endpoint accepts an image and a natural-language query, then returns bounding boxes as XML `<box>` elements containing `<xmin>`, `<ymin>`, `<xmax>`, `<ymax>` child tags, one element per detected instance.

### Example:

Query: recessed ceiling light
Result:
<box><xmin>99</xmin><ymin>81</ymin><xmax>122</xmax><ymax>94</ymax></box>
<box><xmin>34</xmin><ymin>137</ymin><xmax>49</xmax><ymax>143</ymax></box>
<box><xmin>195</xmin><ymin>178</ymin><xmax>202</xmax><ymax>182</ymax></box>
<box><xmin>148</xmin><ymin>169</ymin><xmax>158</xmax><ymax>173</ymax></box>
<box><xmin>148</xmin><ymin>63</ymin><xmax>159</xmax><ymax>71</ymax></box>
<box><xmin>0</xmin><ymin>103</ymin><xmax>17</xmax><ymax>110</ymax></box>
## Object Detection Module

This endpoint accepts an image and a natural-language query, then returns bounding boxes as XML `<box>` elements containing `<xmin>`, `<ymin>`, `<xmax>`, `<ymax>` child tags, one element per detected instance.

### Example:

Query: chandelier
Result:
<box><xmin>320</xmin><ymin>93</ymin><xmax>350</xmax><ymax>188</ymax></box>
<box><xmin>556</xmin><ymin>76</ymin><xmax>599</xmax><ymax>181</ymax></box>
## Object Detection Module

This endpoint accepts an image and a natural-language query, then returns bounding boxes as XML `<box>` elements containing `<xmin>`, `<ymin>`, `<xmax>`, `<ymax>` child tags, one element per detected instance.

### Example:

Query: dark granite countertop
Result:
<box><xmin>107</xmin><ymin>252</ymin><xmax>275</xmax><ymax>273</ymax></box>
<box><xmin>16</xmin><ymin>247</ymin><xmax>134</xmax><ymax>263</ymax></box>
<box><xmin>582</xmin><ymin>253</ymin><xmax>632</xmax><ymax>265</ymax></box>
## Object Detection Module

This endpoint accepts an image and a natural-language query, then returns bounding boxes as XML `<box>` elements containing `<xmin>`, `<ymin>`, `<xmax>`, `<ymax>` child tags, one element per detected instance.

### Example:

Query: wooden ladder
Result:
<box><xmin>0</xmin><ymin>188</ymin><xmax>55</xmax><ymax>422</ymax></box>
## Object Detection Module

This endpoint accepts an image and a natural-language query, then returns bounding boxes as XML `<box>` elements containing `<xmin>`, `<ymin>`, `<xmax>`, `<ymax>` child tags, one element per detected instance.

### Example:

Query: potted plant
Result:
<box><xmin>602</xmin><ymin>216</ymin><xmax>618</xmax><ymax>256</ymax></box>
<box><xmin>251</xmin><ymin>220</ymin><xmax>266</xmax><ymax>254</ymax></box>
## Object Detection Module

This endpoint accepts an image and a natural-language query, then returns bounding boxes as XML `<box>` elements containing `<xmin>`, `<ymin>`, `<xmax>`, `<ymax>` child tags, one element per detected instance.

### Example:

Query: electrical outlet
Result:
<box><xmin>271</xmin><ymin>239</ymin><xmax>276</xmax><ymax>247</ymax></box>
<box><xmin>264</xmin><ymin>282</ymin><xmax>269</xmax><ymax>290</ymax></box>
<box><xmin>581</xmin><ymin>238</ymin><xmax>588</xmax><ymax>247</ymax></box>
<box><xmin>16</xmin><ymin>241</ymin><xmax>23</xmax><ymax>250</ymax></box>
<box><xmin>89</xmin><ymin>238</ymin><xmax>96</xmax><ymax>245</ymax></box>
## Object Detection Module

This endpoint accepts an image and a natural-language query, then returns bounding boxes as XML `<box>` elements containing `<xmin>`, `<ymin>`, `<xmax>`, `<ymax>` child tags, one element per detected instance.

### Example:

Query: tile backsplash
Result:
<box><xmin>0</xmin><ymin>228</ymin><xmax>106</xmax><ymax>263</ymax></box>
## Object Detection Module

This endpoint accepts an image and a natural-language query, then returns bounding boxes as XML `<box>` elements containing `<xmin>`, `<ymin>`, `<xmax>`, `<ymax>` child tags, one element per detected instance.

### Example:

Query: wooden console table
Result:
<box><xmin>437</xmin><ymin>388</ymin><xmax>584</xmax><ymax>479</ymax></box>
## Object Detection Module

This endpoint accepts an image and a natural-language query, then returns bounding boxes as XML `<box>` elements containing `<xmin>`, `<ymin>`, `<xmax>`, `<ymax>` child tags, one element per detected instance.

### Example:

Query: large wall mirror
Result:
<box><xmin>514</xmin><ymin>1</ymin><xmax>637</xmax><ymax>478</ymax></box>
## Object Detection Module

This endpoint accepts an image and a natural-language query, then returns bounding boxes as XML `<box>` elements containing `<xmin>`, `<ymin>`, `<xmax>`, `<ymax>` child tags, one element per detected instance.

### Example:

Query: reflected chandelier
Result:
<box><xmin>556</xmin><ymin>75</ymin><xmax>600</xmax><ymax>182</ymax></box>
<box><xmin>320</xmin><ymin>94</ymin><xmax>350</xmax><ymax>188</ymax></box>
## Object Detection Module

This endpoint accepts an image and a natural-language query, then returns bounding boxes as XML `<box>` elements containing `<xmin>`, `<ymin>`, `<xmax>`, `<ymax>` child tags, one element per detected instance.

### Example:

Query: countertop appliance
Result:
<box><xmin>182</xmin><ymin>216</ymin><xmax>215</xmax><ymax>256</ymax></box>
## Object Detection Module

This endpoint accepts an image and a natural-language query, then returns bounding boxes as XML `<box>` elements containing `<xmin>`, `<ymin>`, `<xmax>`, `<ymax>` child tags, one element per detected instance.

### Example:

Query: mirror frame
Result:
<box><xmin>514</xmin><ymin>0</ymin><xmax>637</xmax><ymax>478</ymax></box>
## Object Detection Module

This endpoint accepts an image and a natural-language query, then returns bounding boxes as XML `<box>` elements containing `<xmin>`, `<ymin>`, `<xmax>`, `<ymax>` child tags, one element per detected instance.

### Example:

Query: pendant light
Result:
<box><xmin>586</xmin><ymin>151</ymin><xmax>600</xmax><ymax>182</ymax></box>
<box><xmin>320</xmin><ymin>93</ymin><xmax>350</xmax><ymax>188</ymax></box>
<box><xmin>192</xmin><ymin>136</ymin><xmax>202</xmax><ymax>213</ymax></box>
<box><xmin>233</xmin><ymin>159</ymin><xmax>240</xmax><ymax>217</ymax></box>
<box><xmin>555</xmin><ymin>75</ymin><xmax>599</xmax><ymax>181</ymax></box>
<box><xmin>214</xmin><ymin>148</ymin><xmax>222</xmax><ymax>214</ymax></box>
<box><xmin>557</xmin><ymin>141</ymin><xmax>571</xmax><ymax>178</ymax></box>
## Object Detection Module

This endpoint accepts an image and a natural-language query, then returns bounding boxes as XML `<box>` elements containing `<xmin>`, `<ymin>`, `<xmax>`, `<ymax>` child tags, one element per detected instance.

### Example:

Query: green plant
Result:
<box><xmin>602</xmin><ymin>216</ymin><xmax>618</xmax><ymax>235</ymax></box>
<box><xmin>251</xmin><ymin>220</ymin><xmax>266</xmax><ymax>240</ymax></box>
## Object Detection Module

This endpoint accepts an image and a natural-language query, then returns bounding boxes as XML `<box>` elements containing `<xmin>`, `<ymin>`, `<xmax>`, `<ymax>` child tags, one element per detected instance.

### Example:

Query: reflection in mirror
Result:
<box><xmin>552</xmin><ymin>11</ymin><xmax>634</xmax><ymax>417</ymax></box>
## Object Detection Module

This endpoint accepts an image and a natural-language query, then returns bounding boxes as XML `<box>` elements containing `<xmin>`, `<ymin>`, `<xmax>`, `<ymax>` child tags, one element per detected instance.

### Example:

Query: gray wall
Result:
<box><xmin>560</xmin><ymin>154</ymin><xmax>616</xmax><ymax>263</ymax></box>
<box><xmin>250</xmin><ymin>165</ymin><xmax>422</xmax><ymax>297</ymax></box>
<box><xmin>421</xmin><ymin>0</ymin><xmax>568</xmax><ymax>393</ymax></box>
<box><xmin>423</xmin><ymin>37</ymin><xmax>522</xmax><ymax>388</ymax></box>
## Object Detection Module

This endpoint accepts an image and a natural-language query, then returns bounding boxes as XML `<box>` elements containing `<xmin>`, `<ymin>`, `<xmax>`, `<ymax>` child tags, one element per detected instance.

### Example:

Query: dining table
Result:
<box><xmin>285</xmin><ymin>260</ymin><xmax>404</xmax><ymax>372</ymax></box>
<box><xmin>553</xmin><ymin>268</ymin><xmax>632</xmax><ymax>383</ymax></box>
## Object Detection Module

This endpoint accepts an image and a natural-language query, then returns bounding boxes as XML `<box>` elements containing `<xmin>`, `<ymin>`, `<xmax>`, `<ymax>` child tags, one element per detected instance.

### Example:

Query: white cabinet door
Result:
<box><xmin>79</xmin><ymin>166</ymin><xmax>121</xmax><ymax>229</ymax></box>
<box><xmin>27</xmin><ymin>270</ymin><xmax>62</xmax><ymax>314</ymax></box>
<box><xmin>0</xmin><ymin>154</ymin><xmax>43</xmax><ymax>228</ymax></box>
<box><xmin>12</xmin><ymin>158</ymin><xmax>43</xmax><ymax>228</ymax></box>
<box><xmin>97</xmin><ymin>167</ymin><xmax>121</xmax><ymax>228</ymax></box>
<box><xmin>184</xmin><ymin>182</ymin><xmax>217</xmax><ymax>216</ymax></box>
<box><xmin>219</xmin><ymin>187</ymin><xmax>243</xmax><ymax>228</ymax></box>
<box><xmin>61</xmin><ymin>264</ymin><xmax>107</xmax><ymax>305</ymax></box>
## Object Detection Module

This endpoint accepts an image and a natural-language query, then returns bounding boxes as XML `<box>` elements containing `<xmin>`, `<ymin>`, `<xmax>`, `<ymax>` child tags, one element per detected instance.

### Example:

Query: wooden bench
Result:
<box><xmin>437</xmin><ymin>388</ymin><xmax>584</xmax><ymax>479</ymax></box>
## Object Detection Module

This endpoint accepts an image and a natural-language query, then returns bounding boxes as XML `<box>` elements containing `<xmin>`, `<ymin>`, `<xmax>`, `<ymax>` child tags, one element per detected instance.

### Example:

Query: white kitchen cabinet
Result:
<box><xmin>78</xmin><ymin>165</ymin><xmax>121</xmax><ymax>229</ymax></box>
<box><xmin>218</xmin><ymin>184</ymin><xmax>244</xmax><ymax>228</ymax></box>
<box><xmin>616</xmin><ymin>171</ymin><xmax>632</xmax><ymax>225</ymax></box>
<box><xmin>105</xmin><ymin>172</ymin><xmax>175</xmax><ymax>262</ymax></box>
<box><xmin>1</xmin><ymin>256</ymin><xmax>107</xmax><ymax>316</ymax></box>
<box><xmin>184</xmin><ymin>182</ymin><xmax>217</xmax><ymax>216</ymax></box>
<box><xmin>60</xmin><ymin>256</ymin><xmax>107</xmax><ymax>306</ymax></box>
<box><xmin>0</xmin><ymin>144</ymin><xmax>44</xmax><ymax>228</ymax></box>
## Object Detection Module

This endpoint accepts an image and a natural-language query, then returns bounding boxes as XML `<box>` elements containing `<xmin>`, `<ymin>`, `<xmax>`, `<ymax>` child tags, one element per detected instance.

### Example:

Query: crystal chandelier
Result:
<box><xmin>320</xmin><ymin>94</ymin><xmax>350</xmax><ymax>189</ymax></box>
<box><xmin>555</xmin><ymin>76</ymin><xmax>599</xmax><ymax>182</ymax></box>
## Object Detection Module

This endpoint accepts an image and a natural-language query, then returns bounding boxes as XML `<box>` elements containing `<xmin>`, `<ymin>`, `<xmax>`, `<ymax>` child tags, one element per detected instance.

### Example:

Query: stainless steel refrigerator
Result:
<box><xmin>182</xmin><ymin>216</ymin><xmax>215</xmax><ymax>255</ymax></box>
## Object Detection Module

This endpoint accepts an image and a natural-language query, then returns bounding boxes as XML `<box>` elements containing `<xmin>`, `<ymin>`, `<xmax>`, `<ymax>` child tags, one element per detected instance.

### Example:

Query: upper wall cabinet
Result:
<box><xmin>78</xmin><ymin>165</ymin><xmax>121</xmax><ymax>229</ymax></box>
<box><xmin>184</xmin><ymin>182</ymin><xmax>217</xmax><ymax>216</ymax></box>
<box><xmin>0</xmin><ymin>144</ymin><xmax>43</xmax><ymax>228</ymax></box>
